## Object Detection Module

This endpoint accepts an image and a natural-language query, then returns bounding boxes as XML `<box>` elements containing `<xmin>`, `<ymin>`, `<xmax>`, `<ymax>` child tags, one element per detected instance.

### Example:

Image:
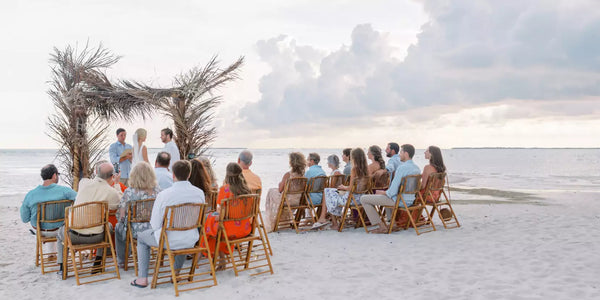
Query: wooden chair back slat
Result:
<box><xmin>67</xmin><ymin>201</ymin><xmax>106</xmax><ymax>230</ymax></box>
<box><xmin>371</xmin><ymin>169</ymin><xmax>390</xmax><ymax>190</ymax></box>
<box><xmin>165</xmin><ymin>203</ymin><xmax>205</xmax><ymax>231</ymax></box>
<box><xmin>206</xmin><ymin>189</ymin><xmax>218</xmax><ymax>211</ymax></box>
<box><xmin>307</xmin><ymin>176</ymin><xmax>328</xmax><ymax>193</ymax></box>
<box><xmin>129</xmin><ymin>198</ymin><xmax>155</xmax><ymax>223</ymax></box>
<box><xmin>351</xmin><ymin>176</ymin><xmax>372</xmax><ymax>194</ymax></box>
<box><xmin>399</xmin><ymin>174</ymin><xmax>422</xmax><ymax>195</ymax></box>
<box><xmin>426</xmin><ymin>172</ymin><xmax>446</xmax><ymax>193</ymax></box>
<box><xmin>285</xmin><ymin>177</ymin><xmax>308</xmax><ymax>194</ymax></box>
<box><xmin>38</xmin><ymin>199</ymin><xmax>74</xmax><ymax>225</ymax></box>
<box><xmin>221</xmin><ymin>194</ymin><xmax>258</xmax><ymax>223</ymax></box>
<box><xmin>328</xmin><ymin>174</ymin><xmax>345</xmax><ymax>188</ymax></box>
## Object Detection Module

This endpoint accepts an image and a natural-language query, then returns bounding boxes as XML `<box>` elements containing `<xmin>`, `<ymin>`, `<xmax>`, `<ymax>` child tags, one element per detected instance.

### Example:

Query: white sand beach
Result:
<box><xmin>2</xmin><ymin>188</ymin><xmax>599</xmax><ymax>300</ymax></box>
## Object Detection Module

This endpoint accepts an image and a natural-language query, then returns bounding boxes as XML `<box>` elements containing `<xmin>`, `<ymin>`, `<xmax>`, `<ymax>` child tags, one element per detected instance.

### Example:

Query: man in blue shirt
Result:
<box><xmin>361</xmin><ymin>144</ymin><xmax>421</xmax><ymax>233</ymax></box>
<box><xmin>305</xmin><ymin>153</ymin><xmax>326</xmax><ymax>206</ymax></box>
<box><xmin>385</xmin><ymin>142</ymin><xmax>402</xmax><ymax>174</ymax></box>
<box><xmin>20</xmin><ymin>164</ymin><xmax>77</xmax><ymax>255</ymax></box>
<box><xmin>109</xmin><ymin>128</ymin><xmax>133</xmax><ymax>185</ymax></box>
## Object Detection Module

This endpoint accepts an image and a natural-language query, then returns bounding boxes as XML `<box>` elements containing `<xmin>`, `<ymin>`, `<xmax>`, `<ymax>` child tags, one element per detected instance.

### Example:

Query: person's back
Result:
<box><xmin>154</xmin><ymin>151</ymin><xmax>173</xmax><ymax>190</ymax></box>
<box><xmin>20</xmin><ymin>164</ymin><xmax>77</xmax><ymax>230</ymax></box>
<box><xmin>75</xmin><ymin>164</ymin><xmax>121</xmax><ymax>234</ymax></box>
<box><xmin>238</xmin><ymin>150</ymin><xmax>262</xmax><ymax>191</ymax></box>
<box><xmin>150</xmin><ymin>162</ymin><xmax>205</xmax><ymax>250</ymax></box>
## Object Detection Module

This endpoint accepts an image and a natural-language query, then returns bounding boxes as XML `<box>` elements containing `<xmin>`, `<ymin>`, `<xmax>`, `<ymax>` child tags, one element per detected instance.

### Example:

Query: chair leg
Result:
<box><xmin>257</xmin><ymin>211</ymin><xmax>273</xmax><ymax>255</ymax></box>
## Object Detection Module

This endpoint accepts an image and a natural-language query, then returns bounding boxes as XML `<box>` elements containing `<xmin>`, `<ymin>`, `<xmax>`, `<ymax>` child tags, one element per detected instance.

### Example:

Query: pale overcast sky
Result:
<box><xmin>1</xmin><ymin>0</ymin><xmax>598</xmax><ymax>149</ymax></box>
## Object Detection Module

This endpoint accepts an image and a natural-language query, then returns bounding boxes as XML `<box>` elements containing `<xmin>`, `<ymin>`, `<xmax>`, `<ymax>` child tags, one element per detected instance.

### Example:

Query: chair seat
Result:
<box><xmin>70</xmin><ymin>242</ymin><xmax>112</xmax><ymax>251</ymax></box>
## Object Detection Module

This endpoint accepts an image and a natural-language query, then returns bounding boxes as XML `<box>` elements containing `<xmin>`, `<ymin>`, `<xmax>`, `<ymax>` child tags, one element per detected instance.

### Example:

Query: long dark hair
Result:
<box><xmin>224</xmin><ymin>162</ymin><xmax>251</xmax><ymax>196</ymax></box>
<box><xmin>368</xmin><ymin>145</ymin><xmax>385</xmax><ymax>170</ymax></box>
<box><xmin>189</xmin><ymin>159</ymin><xmax>212</xmax><ymax>193</ymax></box>
<box><xmin>428</xmin><ymin>146</ymin><xmax>446</xmax><ymax>173</ymax></box>
<box><xmin>351</xmin><ymin>148</ymin><xmax>368</xmax><ymax>178</ymax></box>
<box><xmin>289</xmin><ymin>152</ymin><xmax>306</xmax><ymax>175</ymax></box>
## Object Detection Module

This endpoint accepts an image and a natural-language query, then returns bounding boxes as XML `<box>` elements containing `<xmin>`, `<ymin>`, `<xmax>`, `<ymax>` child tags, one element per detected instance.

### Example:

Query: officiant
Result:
<box><xmin>109</xmin><ymin>128</ymin><xmax>133</xmax><ymax>185</ymax></box>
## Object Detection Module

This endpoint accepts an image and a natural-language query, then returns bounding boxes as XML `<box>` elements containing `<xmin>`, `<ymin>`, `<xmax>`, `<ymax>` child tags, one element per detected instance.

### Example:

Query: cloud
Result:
<box><xmin>241</xmin><ymin>0</ymin><xmax>600</xmax><ymax>133</ymax></box>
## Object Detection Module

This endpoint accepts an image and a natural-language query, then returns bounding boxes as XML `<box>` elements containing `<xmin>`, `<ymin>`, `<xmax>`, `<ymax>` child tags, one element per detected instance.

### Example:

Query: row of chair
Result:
<box><xmin>34</xmin><ymin>193</ymin><xmax>273</xmax><ymax>296</ymax></box>
<box><xmin>272</xmin><ymin>172</ymin><xmax>460</xmax><ymax>234</ymax></box>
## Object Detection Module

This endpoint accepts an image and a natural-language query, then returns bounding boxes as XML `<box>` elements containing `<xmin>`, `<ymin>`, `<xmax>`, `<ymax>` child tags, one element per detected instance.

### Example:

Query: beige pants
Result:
<box><xmin>360</xmin><ymin>194</ymin><xmax>396</xmax><ymax>225</ymax></box>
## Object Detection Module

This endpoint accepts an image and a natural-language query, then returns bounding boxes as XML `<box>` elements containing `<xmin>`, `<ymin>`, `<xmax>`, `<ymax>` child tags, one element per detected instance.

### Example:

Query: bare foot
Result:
<box><xmin>369</xmin><ymin>227</ymin><xmax>389</xmax><ymax>234</ymax></box>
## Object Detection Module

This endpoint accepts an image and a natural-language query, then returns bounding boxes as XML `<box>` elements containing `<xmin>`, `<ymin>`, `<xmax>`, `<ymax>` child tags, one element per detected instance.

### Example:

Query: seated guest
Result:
<box><xmin>314</xmin><ymin>148</ymin><xmax>369</xmax><ymax>230</ymax></box>
<box><xmin>342</xmin><ymin>148</ymin><xmax>352</xmax><ymax>177</ymax></box>
<box><xmin>420</xmin><ymin>145</ymin><xmax>447</xmax><ymax>203</ymax></box>
<box><xmin>203</xmin><ymin>163</ymin><xmax>253</xmax><ymax>269</ymax></box>
<box><xmin>263</xmin><ymin>152</ymin><xmax>306</xmax><ymax>232</ymax></box>
<box><xmin>115</xmin><ymin>162</ymin><xmax>160</xmax><ymax>268</ymax></box>
<box><xmin>360</xmin><ymin>144</ymin><xmax>421</xmax><ymax>233</ymax></box>
<box><xmin>131</xmin><ymin>160</ymin><xmax>204</xmax><ymax>288</ymax></box>
<box><xmin>190</xmin><ymin>158</ymin><xmax>214</xmax><ymax>200</ymax></box>
<box><xmin>305</xmin><ymin>153</ymin><xmax>326</xmax><ymax>206</ymax></box>
<box><xmin>367</xmin><ymin>145</ymin><xmax>386</xmax><ymax>176</ymax></box>
<box><xmin>154</xmin><ymin>151</ymin><xmax>173</xmax><ymax>190</ymax></box>
<box><xmin>198</xmin><ymin>156</ymin><xmax>219</xmax><ymax>189</ymax></box>
<box><xmin>20</xmin><ymin>164</ymin><xmax>77</xmax><ymax>257</ymax></box>
<box><xmin>238</xmin><ymin>150</ymin><xmax>262</xmax><ymax>192</ymax></box>
<box><xmin>327</xmin><ymin>154</ymin><xmax>342</xmax><ymax>176</ymax></box>
<box><xmin>385</xmin><ymin>142</ymin><xmax>402</xmax><ymax>174</ymax></box>
<box><xmin>56</xmin><ymin>162</ymin><xmax>121</xmax><ymax>274</ymax></box>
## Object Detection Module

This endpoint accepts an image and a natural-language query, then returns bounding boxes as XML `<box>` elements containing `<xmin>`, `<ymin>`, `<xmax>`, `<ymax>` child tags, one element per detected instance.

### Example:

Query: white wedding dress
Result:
<box><xmin>132</xmin><ymin>133</ymin><xmax>147</xmax><ymax>166</ymax></box>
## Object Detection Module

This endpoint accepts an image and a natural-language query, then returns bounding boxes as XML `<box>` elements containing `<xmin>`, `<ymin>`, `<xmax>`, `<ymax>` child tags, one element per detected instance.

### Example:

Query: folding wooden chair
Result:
<box><xmin>423</xmin><ymin>172</ymin><xmax>460</xmax><ymax>229</ymax></box>
<box><xmin>214</xmin><ymin>194</ymin><xmax>273</xmax><ymax>277</ymax></box>
<box><xmin>206</xmin><ymin>189</ymin><xmax>218</xmax><ymax>212</ymax></box>
<box><xmin>378</xmin><ymin>175</ymin><xmax>436</xmax><ymax>235</ymax></box>
<box><xmin>252</xmin><ymin>188</ymin><xmax>273</xmax><ymax>256</ymax></box>
<box><xmin>35</xmin><ymin>199</ymin><xmax>74</xmax><ymax>274</ymax></box>
<box><xmin>62</xmin><ymin>201</ymin><xmax>120</xmax><ymax>285</ymax></box>
<box><xmin>338</xmin><ymin>176</ymin><xmax>371</xmax><ymax>233</ymax></box>
<box><xmin>370</xmin><ymin>169</ymin><xmax>390</xmax><ymax>192</ymax></box>
<box><xmin>273</xmin><ymin>177</ymin><xmax>309</xmax><ymax>233</ymax></box>
<box><xmin>306</xmin><ymin>175</ymin><xmax>328</xmax><ymax>222</ymax></box>
<box><xmin>123</xmin><ymin>198</ymin><xmax>155</xmax><ymax>276</ymax></box>
<box><xmin>150</xmin><ymin>203</ymin><xmax>217</xmax><ymax>297</ymax></box>
<box><xmin>329</xmin><ymin>174</ymin><xmax>345</xmax><ymax>188</ymax></box>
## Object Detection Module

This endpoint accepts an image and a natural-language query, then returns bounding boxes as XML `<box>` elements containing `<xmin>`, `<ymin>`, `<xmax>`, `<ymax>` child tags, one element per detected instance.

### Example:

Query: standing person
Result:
<box><xmin>109</xmin><ymin>128</ymin><xmax>133</xmax><ymax>185</ymax></box>
<box><xmin>342</xmin><ymin>148</ymin><xmax>352</xmax><ymax>177</ymax></box>
<box><xmin>361</xmin><ymin>144</ymin><xmax>421</xmax><ymax>233</ymax></box>
<box><xmin>238</xmin><ymin>150</ymin><xmax>261</xmax><ymax>192</ymax></box>
<box><xmin>160</xmin><ymin>128</ymin><xmax>180</xmax><ymax>170</ymax></box>
<box><xmin>131</xmin><ymin>160</ymin><xmax>204</xmax><ymax>288</ymax></box>
<box><xmin>385</xmin><ymin>142</ymin><xmax>401</xmax><ymax>174</ymax></box>
<box><xmin>132</xmin><ymin>128</ymin><xmax>149</xmax><ymax>166</ymax></box>
<box><xmin>305</xmin><ymin>153</ymin><xmax>326</xmax><ymax>207</ymax></box>
<box><xmin>20</xmin><ymin>164</ymin><xmax>77</xmax><ymax>258</ymax></box>
<box><xmin>154</xmin><ymin>152</ymin><xmax>173</xmax><ymax>190</ymax></box>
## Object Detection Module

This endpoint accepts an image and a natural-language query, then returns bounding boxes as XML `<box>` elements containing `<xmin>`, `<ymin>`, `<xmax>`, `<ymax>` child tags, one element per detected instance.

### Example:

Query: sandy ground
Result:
<box><xmin>1</xmin><ymin>190</ymin><xmax>599</xmax><ymax>300</ymax></box>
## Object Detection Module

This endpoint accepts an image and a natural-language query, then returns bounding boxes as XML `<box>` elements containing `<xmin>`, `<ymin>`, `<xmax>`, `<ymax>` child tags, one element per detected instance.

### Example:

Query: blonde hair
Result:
<box><xmin>135</xmin><ymin>128</ymin><xmax>147</xmax><ymax>141</ymax></box>
<box><xmin>128</xmin><ymin>162</ymin><xmax>157</xmax><ymax>190</ymax></box>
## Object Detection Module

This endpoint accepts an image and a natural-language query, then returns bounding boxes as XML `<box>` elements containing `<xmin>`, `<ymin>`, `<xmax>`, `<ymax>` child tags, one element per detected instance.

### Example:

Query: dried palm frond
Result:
<box><xmin>46</xmin><ymin>42</ymin><xmax>154</xmax><ymax>190</ymax></box>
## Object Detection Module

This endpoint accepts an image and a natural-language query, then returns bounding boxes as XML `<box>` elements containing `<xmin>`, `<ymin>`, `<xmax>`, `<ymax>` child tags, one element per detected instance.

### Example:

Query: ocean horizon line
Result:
<box><xmin>1</xmin><ymin>147</ymin><xmax>599</xmax><ymax>151</ymax></box>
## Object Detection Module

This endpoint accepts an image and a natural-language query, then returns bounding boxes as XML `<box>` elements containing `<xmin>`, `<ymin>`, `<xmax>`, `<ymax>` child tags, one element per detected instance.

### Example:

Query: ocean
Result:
<box><xmin>2</xmin><ymin>148</ymin><xmax>599</xmax><ymax>208</ymax></box>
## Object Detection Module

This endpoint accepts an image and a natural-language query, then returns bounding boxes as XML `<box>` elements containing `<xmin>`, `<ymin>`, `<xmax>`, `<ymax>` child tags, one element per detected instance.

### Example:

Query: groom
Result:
<box><xmin>160</xmin><ymin>128</ymin><xmax>180</xmax><ymax>170</ymax></box>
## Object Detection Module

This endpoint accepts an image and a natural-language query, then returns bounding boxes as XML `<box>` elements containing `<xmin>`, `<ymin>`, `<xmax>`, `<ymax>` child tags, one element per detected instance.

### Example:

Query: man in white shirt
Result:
<box><xmin>131</xmin><ymin>160</ymin><xmax>204</xmax><ymax>288</ymax></box>
<box><xmin>160</xmin><ymin>128</ymin><xmax>180</xmax><ymax>170</ymax></box>
<box><xmin>154</xmin><ymin>151</ymin><xmax>173</xmax><ymax>190</ymax></box>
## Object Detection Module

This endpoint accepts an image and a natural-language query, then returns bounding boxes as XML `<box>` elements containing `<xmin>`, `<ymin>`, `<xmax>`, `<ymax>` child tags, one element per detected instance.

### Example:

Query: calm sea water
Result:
<box><xmin>1</xmin><ymin>148</ymin><xmax>599</xmax><ymax>207</ymax></box>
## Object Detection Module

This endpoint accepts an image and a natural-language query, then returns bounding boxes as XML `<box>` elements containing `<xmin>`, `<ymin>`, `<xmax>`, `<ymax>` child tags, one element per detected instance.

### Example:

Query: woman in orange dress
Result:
<box><xmin>203</xmin><ymin>163</ymin><xmax>252</xmax><ymax>266</ymax></box>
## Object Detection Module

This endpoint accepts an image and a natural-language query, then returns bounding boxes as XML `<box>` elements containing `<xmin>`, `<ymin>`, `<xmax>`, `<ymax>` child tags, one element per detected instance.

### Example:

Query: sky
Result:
<box><xmin>1</xmin><ymin>0</ymin><xmax>599</xmax><ymax>149</ymax></box>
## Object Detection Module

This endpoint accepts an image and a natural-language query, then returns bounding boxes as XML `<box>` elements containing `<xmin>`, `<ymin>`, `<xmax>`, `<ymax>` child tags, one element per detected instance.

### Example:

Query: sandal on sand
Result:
<box><xmin>311</xmin><ymin>221</ymin><xmax>329</xmax><ymax>230</ymax></box>
<box><xmin>130</xmin><ymin>279</ymin><xmax>148</xmax><ymax>288</ymax></box>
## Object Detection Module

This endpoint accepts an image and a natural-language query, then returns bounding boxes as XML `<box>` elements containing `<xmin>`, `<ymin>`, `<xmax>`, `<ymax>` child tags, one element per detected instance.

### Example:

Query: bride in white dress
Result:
<box><xmin>132</xmin><ymin>128</ymin><xmax>149</xmax><ymax>166</ymax></box>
